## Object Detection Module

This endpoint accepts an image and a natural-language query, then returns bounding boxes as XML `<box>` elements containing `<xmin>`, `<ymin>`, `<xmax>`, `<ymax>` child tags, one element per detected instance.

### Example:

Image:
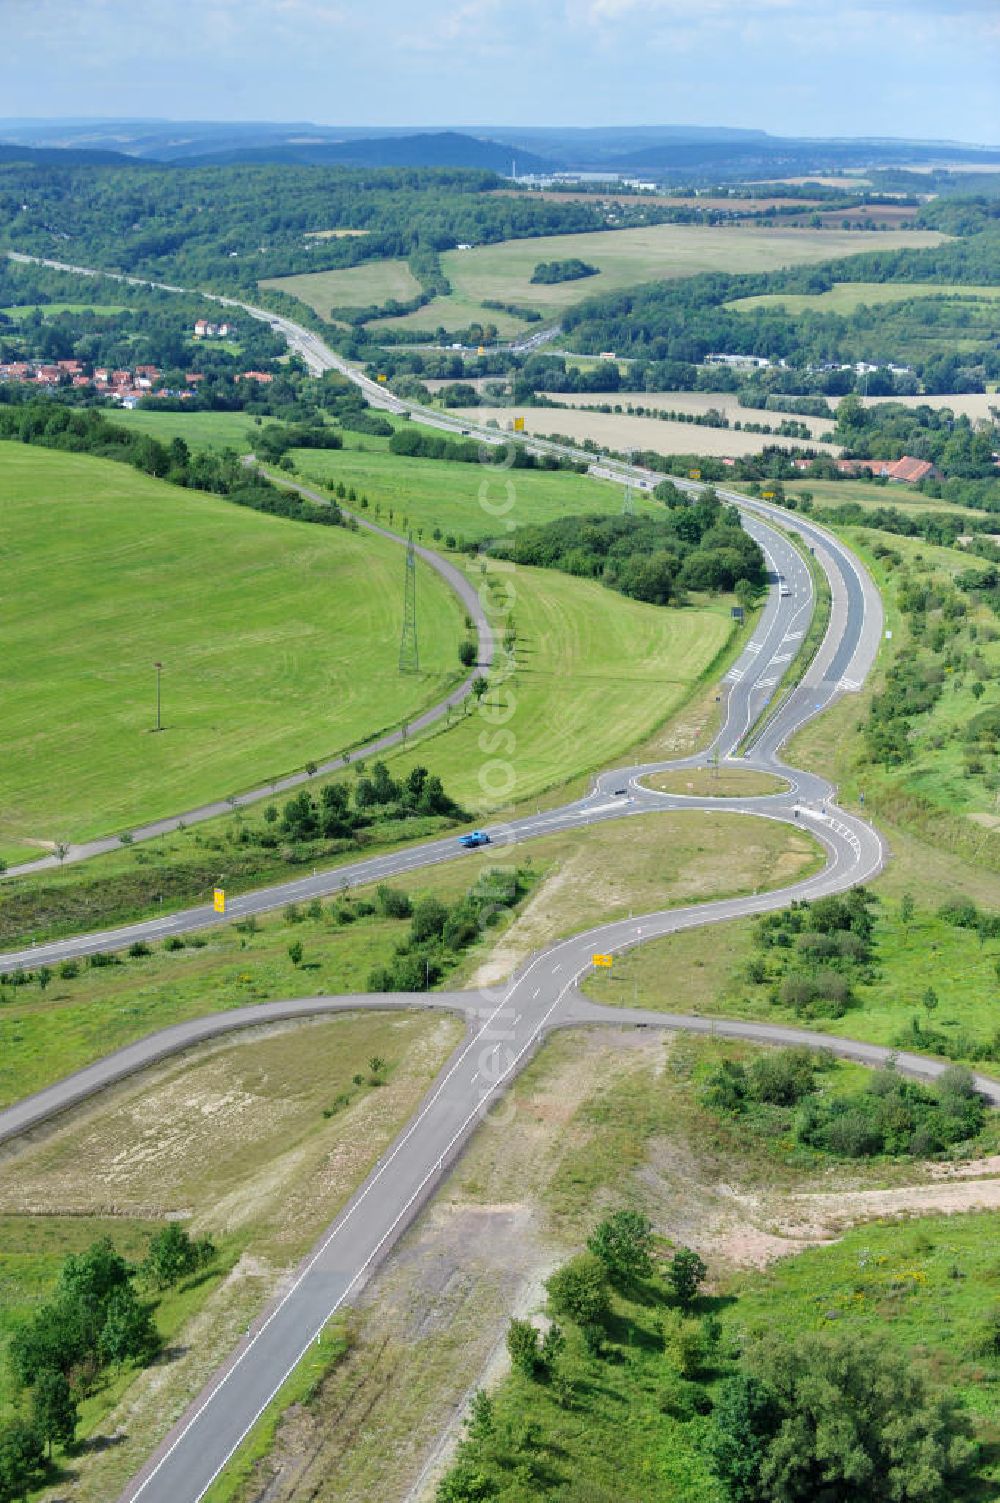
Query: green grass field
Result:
<box><xmin>111</xmin><ymin>407</ymin><xmax>261</xmax><ymax>451</ymax></box>
<box><xmin>260</xmin><ymin>259</ymin><xmax>422</xmax><ymax>318</ymax></box>
<box><xmin>371</xmin><ymin>224</ymin><xmax>945</xmax><ymax>335</ymax></box>
<box><xmin>290</xmin><ymin>442</ymin><xmax>653</xmax><ymax>542</ymax></box>
<box><xmin>438</xmin><ymin>1203</ymin><xmax>1000</xmax><ymax>1502</ymax></box>
<box><xmin>728</xmin><ymin>282</ymin><xmax>1000</xmax><ymax>315</ymax></box>
<box><xmin>0</xmin><ymin>301</ymin><xmax>128</xmax><ymax>320</ymax></box>
<box><xmin>372</xmin><ymin>556</ymin><xmax>736</xmax><ymax>811</ymax></box>
<box><xmin>261</xmin><ymin>224</ymin><xmax>945</xmax><ymax>337</ymax></box>
<box><xmin>0</xmin><ymin>443</ymin><xmax>464</xmax><ymax>851</ymax></box>
<box><xmin>0</xmin><ymin>547</ymin><xmax>743</xmax><ymax>944</ymax></box>
<box><xmin>778</xmin><ymin>475</ymin><xmax>987</xmax><ymax>520</ymax></box>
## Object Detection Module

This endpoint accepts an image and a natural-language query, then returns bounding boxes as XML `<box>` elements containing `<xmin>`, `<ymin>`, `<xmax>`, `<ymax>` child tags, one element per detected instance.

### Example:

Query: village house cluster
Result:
<box><xmin>0</xmin><ymin>359</ymin><xmax>275</xmax><ymax>404</ymax></box>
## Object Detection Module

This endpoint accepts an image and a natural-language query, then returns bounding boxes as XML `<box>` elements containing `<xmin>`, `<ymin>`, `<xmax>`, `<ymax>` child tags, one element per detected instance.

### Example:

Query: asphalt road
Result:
<box><xmin>0</xmin><ymin>253</ymin><xmax>956</xmax><ymax>1503</ymax></box>
<box><xmin>2</xmin><ymin>466</ymin><xmax>900</xmax><ymax>1503</ymax></box>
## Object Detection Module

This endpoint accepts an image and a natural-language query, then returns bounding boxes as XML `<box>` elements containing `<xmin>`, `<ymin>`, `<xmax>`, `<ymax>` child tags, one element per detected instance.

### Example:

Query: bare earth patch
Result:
<box><xmin>469</xmin><ymin>813</ymin><xmax>819</xmax><ymax>988</ymax></box>
<box><xmin>0</xmin><ymin>1012</ymin><xmax>463</xmax><ymax>1503</ymax></box>
<box><xmin>225</xmin><ymin>1026</ymin><xmax>988</xmax><ymax>1503</ymax></box>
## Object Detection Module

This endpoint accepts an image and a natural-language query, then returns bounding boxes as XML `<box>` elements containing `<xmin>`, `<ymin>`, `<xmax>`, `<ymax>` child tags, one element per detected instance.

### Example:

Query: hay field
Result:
<box><xmin>464</xmin><ymin>405</ymin><xmax>842</xmax><ymax>458</ymax></box>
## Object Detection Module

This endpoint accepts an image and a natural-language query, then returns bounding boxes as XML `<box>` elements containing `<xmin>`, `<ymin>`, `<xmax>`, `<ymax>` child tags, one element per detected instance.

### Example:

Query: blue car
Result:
<box><xmin>458</xmin><ymin>830</ymin><xmax>491</xmax><ymax>849</ymax></box>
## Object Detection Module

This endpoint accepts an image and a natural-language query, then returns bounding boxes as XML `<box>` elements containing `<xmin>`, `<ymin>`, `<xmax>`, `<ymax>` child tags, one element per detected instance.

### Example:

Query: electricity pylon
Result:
<box><xmin>398</xmin><ymin>533</ymin><xmax>420</xmax><ymax>673</ymax></box>
<box><xmin>622</xmin><ymin>448</ymin><xmax>635</xmax><ymax>515</ymax></box>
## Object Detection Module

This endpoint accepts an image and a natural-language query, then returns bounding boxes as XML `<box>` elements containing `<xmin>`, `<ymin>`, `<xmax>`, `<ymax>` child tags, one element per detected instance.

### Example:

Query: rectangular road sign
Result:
<box><xmin>513</xmin><ymin>416</ymin><xmax>525</xmax><ymax>432</ymax></box>
<box><xmin>688</xmin><ymin>468</ymin><xmax>701</xmax><ymax>480</ymax></box>
<box><xmin>376</xmin><ymin>373</ymin><xmax>387</xmax><ymax>383</ymax></box>
<box><xmin>213</xmin><ymin>888</ymin><xmax>225</xmax><ymax>914</ymax></box>
<box><xmin>592</xmin><ymin>953</ymin><xmax>613</xmax><ymax>967</ymax></box>
<box><xmin>762</xmin><ymin>489</ymin><xmax>776</xmax><ymax>499</ymax></box>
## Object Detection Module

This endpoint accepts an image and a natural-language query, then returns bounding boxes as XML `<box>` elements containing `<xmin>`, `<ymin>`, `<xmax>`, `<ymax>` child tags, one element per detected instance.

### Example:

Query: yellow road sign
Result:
<box><xmin>592</xmin><ymin>953</ymin><xmax>613</xmax><ymax>967</ymax></box>
<box><xmin>513</xmin><ymin>416</ymin><xmax>525</xmax><ymax>432</ymax></box>
<box><xmin>762</xmin><ymin>489</ymin><xmax>776</xmax><ymax>499</ymax></box>
<box><xmin>477</xmin><ymin>345</ymin><xmax>486</xmax><ymax>355</ymax></box>
<box><xmin>376</xmin><ymin>373</ymin><xmax>387</xmax><ymax>383</ymax></box>
<box><xmin>213</xmin><ymin>888</ymin><xmax>225</xmax><ymax>914</ymax></box>
<box><xmin>688</xmin><ymin>468</ymin><xmax>701</xmax><ymax>480</ymax></box>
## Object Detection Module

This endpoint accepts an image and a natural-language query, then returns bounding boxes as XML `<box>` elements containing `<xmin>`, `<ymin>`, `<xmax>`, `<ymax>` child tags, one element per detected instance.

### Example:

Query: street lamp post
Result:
<box><xmin>153</xmin><ymin>662</ymin><xmax>163</xmax><ymax>732</ymax></box>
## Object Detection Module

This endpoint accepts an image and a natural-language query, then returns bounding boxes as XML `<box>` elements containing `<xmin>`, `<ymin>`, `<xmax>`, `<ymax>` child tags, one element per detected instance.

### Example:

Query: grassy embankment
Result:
<box><xmin>0</xmin><ymin>442</ymin><xmax>464</xmax><ymax>864</ymax></box>
<box><xmin>588</xmin><ymin>510</ymin><xmax>1000</xmax><ymax>1066</ymax></box>
<box><xmin>2</xmin><ymin>548</ymin><xmax>741</xmax><ymax>945</ymax></box>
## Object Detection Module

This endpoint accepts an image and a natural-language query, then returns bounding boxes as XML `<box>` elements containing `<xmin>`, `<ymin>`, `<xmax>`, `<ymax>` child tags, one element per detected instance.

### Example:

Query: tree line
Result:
<box><xmin>0</xmin><ymin>398</ymin><xmax>348</xmax><ymax>529</ymax></box>
<box><xmin>0</xmin><ymin>1228</ymin><xmax>213</xmax><ymax>1499</ymax></box>
<box><xmin>490</xmin><ymin>494</ymin><xmax>766</xmax><ymax>607</ymax></box>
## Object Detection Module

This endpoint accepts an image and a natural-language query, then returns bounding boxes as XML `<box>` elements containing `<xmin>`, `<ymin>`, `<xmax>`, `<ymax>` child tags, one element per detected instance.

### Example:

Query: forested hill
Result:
<box><xmin>184</xmin><ymin>132</ymin><xmax>551</xmax><ymax>173</ymax></box>
<box><xmin>0</xmin><ymin>161</ymin><xmax>625</xmax><ymax>292</ymax></box>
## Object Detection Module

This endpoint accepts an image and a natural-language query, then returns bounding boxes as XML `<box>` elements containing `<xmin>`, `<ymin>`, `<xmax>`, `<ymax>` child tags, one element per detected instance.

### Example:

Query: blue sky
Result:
<box><xmin>3</xmin><ymin>0</ymin><xmax>999</xmax><ymax>143</ymax></box>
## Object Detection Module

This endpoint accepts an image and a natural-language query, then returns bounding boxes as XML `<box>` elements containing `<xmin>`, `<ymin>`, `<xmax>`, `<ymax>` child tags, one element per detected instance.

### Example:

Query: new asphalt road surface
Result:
<box><xmin>2</xmin><ymin>256</ymin><xmax>981</xmax><ymax>1503</ymax></box>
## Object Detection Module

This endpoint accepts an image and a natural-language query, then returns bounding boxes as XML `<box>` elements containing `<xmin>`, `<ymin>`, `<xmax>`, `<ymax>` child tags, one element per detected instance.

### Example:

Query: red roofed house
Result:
<box><xmin>836</xmin><ymin>456</ymin><xmax>936</xmax><ymax>484</ymax></box>
<box><xmin>235</xmin><ymin>370</ymin><xmax>274</xmax><ymax>384</ymax></box>
<box><xmin>887</xmin><ymin>456</ymin><xmax>937</xmax><ymax>485</ymax></box>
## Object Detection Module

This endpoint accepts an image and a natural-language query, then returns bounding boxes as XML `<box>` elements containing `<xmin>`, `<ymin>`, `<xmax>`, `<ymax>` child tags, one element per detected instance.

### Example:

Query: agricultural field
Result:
<box><xmin>857</xmin><ymin>391</ymin><xmax>1000</xmax><ymax>417</ymax></box>
<box><xmin>289</xmin><ymin>440</ymin><xmax>655</xmax><ymax>542</ymax></box>
<box><xmin>728</xmin><ymin>281</ymin><xmax>1000</xmax><ymax>315</ymax></box>
<box><xmin>0</xmin><ymin>442</ymin><xmax>464</xmax><ymax>857</ymax></box>
<box><xmin>495</xmin><ymin>190</ymin><xmax>826</xmax><ymax>213</ymax></box>
<box><xmin>264</xmin><ymin>223</ymin><xmax>945</xmax><ymax>337</ymax></box>
<box><xmin>0</xmin><ymin>552</ymin><xmax>748</xmax><ymax>945</ymax></box>
<box><xmin>462</xmin><ymin>404</ymin><xmax>843</xmax><ymax>458</ymax></box>
<box><xmin>260</xmin><ymin>258</ymin><xmax>422</xmax><ymax>319</ymax></box>
<box><xmin>774</xmin><ymin>474</ymin><xmax>989</xmax><ymax>520</ymax></box>
<box><xmin>111</xmin><ymin>407</ymin><xmax>261</xmax><ymax>451</ymax></box>
<box><xmin>0</xmin><ymin>300</ymin><xmax>128</xmax><ymax>320</ymax></box>
<box><xmin>546</xmin><ymin>388</ymin><xmax>838</xmax><ymax>441</ymax></box>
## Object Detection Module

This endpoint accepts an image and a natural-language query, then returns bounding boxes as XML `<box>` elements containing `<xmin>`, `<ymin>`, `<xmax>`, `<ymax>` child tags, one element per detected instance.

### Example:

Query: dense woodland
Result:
<box><xmin>0</xmin><ymin>161</ymin><xmax>662</xmax><ymax>293</ymax></box>
<box><xmin>490</xmin><ymin>492</ymin><xmax>766</xmax><ymax>605</ymax></box>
